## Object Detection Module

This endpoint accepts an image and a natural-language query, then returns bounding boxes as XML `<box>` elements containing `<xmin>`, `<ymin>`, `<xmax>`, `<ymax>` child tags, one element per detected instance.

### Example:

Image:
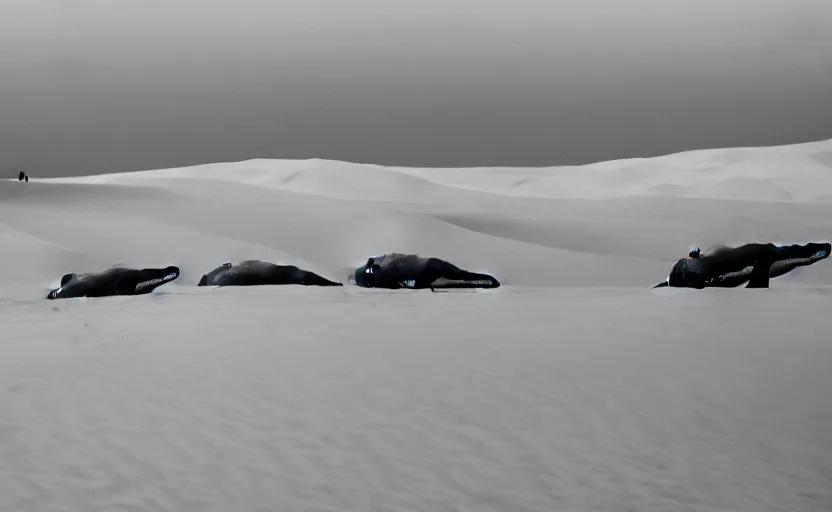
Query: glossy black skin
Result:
<box><xmin>354</xmin><ymin>253</ymin><xmax>500</xmax><ymax>290</ymax></box>
<box><xmin>197</xmin><ymin>260</ymin><xmax>342</xmax><ymax>287</ymax></box>
<box><xmin>47</xmin><ymin>266</ymin><xmax>180</xmax><ymax>299</ymax></box>
<box><xmin>654</xmin><ymin>242</ymin><xmax>830</xmax><ymax>289</ymax></box>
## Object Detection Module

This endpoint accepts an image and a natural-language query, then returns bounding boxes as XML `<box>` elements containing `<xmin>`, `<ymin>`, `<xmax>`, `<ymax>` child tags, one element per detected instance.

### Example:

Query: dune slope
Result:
<box><xmin>1</xmin><ymin>138</ymin><xmax>832</xmax><ymax>511</ymax></box>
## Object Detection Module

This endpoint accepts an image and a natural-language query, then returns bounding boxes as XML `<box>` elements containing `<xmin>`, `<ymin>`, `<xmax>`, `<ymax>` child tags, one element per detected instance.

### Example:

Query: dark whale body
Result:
<box><xmin>654</xmin><ymin>242</ymin><xmax>830</xmax><ymax>289</ymax></box>
<box><xmin>47</xmin><ymin>266</ymin><xmax>180</xmax><ymax>299</ymax></box>
<box><xmin>352</xmin><ymin>253</ymin><xmax>500</xmax><ymax>290</ymax></box>
<box><xmin>197</xmin><ymin>260</ymin><xmax>342</xmax><ymax>287</ymax></box>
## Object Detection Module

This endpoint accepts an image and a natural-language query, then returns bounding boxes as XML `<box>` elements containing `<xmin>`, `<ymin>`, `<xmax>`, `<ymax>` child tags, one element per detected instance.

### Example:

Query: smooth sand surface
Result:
<box><xmin>1</xmin><ymin>139</ymin><xmax>831</xmax><ymax>511</ymax></box>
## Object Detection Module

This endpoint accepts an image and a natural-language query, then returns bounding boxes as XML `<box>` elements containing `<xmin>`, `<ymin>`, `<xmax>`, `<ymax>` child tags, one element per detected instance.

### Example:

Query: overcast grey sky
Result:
<box><xmin>1</xmin><ymin>0</ymin><xmax>831</xmax><ymax>177</ymax></box>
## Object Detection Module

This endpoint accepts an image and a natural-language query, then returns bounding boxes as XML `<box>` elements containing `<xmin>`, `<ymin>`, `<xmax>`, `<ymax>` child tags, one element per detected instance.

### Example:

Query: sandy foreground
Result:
<box><xmin>1</xmin><ymin>139</ymin><xmax>831</xmax><ymax>511</ymax></box>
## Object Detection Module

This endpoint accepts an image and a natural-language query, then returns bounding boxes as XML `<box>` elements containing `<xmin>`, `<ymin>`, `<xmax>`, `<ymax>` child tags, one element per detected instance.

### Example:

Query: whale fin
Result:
<box><xmin>429</xmin><ymin>275</ymin><xmax>500</xmax><ymax>289</ymax></box>
<box><xmin>132</xmin><ymin>267</ymin><xmax>180</xmax><ymax>294</ymax></box>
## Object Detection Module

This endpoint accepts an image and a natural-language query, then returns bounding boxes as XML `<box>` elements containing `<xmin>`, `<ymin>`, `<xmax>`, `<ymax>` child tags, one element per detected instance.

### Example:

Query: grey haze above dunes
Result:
<box><xmin>1</xmin><ymin>0</ymin><xmax>831</xmax><ymax>177</ymax></box>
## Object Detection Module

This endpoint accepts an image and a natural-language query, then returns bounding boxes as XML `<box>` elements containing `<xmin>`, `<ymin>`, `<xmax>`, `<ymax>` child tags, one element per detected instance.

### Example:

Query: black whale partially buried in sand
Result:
<box><xmin>197</xmin><ymin>260</ymin><xmax>342</xmax><ymax>287</ymax></box>
<box><xmin>47</xmin><ymin>266</ymin><xmax>181</xmax><ymax>299</ymax></box>
<box><xmin>351</xmin><ymin>253</ymin><xmax>500</xmax><ymax>290</ymax></box>
<box><xmin>654</xmin><ymin>242</ymin><xmax>830</xmax><ymax>289</ymax></box>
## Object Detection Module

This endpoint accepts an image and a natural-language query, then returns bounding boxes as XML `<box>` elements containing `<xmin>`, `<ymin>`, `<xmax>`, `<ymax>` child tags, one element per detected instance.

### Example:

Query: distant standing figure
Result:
<box><xmin>18</xmin><ymin>171</ymin><xmax>28</xmax><ymax>182</ymax></box>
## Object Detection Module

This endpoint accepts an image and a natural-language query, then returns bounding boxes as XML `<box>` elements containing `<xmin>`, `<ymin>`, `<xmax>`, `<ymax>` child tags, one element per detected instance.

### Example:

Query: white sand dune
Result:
<box><xmin>1</xmin><ymin>138</ymin><xmax>832</xmax><ymax>511</ymax></box>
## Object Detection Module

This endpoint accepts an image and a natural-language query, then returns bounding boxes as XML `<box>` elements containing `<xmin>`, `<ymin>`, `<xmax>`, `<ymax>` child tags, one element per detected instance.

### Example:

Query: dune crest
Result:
<box><xmin>1</xmin><ymin>139</ymin><xmax>832</xmax><ymax>511</ymax></box>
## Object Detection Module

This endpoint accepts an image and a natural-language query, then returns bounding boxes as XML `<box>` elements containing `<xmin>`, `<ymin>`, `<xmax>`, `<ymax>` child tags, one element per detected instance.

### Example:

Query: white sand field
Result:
<box><xmin>1</xmin><ymin>139</ymin><xmax>832</xmax><ymax>511</ymax></box>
